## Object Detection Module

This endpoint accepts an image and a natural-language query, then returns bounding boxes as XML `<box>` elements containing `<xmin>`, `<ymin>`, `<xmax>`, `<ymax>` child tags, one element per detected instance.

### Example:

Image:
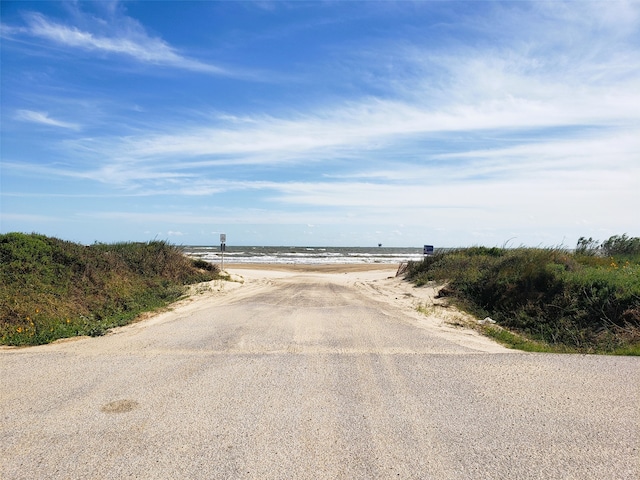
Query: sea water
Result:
<box><xmin>182</xmin><ymin>245</ymin><xmax>426</xmax><ymax>265</ymax></box>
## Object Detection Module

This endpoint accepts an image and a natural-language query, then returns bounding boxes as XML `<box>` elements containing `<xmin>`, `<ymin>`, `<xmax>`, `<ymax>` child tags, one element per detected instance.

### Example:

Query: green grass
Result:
<box><xmin>481</xmin><ymin>325</ymin><xmax>576</xmax><ymax>353</ymax></box>
<box><xmin>405</xmin><ymin>237</ymin><xmax>640</xmax><ymax>355</ymax></box>
<box><xmin>1</xmin><ymin>233</ymin><xmax>220</xmax><ymax>346</ymax></box>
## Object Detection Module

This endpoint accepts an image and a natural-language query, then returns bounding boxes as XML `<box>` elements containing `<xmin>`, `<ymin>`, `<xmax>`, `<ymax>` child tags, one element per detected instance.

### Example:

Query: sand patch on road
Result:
<box><xmin>227</xmin><ymin>264</ymin><xmax>508</xmax><ymax>354</ymax></box>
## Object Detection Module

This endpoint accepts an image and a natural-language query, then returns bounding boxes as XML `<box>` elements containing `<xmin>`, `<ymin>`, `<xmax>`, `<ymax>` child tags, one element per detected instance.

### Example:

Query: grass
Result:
<box><xmin>405</xmin><ymin>237</ymin><xmax>640</xmax><ymax>355</ymax></box>
<box><xmin>1</xmin><ymin>233</ymin><xmax>220</xmax><ymax>346</ymax></box>
<box><xmin>481</xmin><ymin>325</ymin><xmax>577</xmax><ymax>353</ymax></box>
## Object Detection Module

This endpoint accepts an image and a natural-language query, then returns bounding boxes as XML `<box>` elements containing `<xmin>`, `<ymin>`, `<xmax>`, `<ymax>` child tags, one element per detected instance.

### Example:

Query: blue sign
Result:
<box><xmin>424</xmin><ymin>245</ymin><xmax>434</xmax><ymax>255</ymax></box>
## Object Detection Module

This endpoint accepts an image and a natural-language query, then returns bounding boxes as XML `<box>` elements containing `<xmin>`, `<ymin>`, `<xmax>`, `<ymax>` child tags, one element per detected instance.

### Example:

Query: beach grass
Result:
<box><xmin>1</xmin><ymin>233</ymin><xmax>220</xmax><ymax>346</ymax></box>
<box><xmin>405</xmin><ymin>237</ymin><xmax>640</xmax><ymax>355</ymax></box>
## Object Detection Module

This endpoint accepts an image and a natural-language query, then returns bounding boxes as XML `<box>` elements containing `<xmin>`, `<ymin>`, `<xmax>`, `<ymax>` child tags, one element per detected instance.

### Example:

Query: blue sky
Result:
<box><xmin>1</xmin><ymin>1</ymin><xmax>639</xmax><ymax>247</ymax></box>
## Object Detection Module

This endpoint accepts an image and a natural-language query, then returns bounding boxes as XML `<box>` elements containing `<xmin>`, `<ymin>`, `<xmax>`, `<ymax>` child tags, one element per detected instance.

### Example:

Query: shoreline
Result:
<box><xmin>225</xmin><ymin>262</ymin><xmax>402</xmax><ymax>274</ymax></box>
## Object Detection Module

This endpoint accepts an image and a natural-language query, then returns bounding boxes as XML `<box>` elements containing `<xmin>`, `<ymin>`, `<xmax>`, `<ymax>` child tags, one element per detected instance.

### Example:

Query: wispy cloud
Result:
<box><xmin>9</xmin><ymin>1</ymin><xmax>639</xmax><ymax>181</ymax></box>
<box><xmin>15</xmin><ymin>109</ymin><xmax>80</xmax><ymax>130</ymax></box>
<box><xmin>0</xmin><ymin>212</ymin><xmax>62</xmax><ymax>223</ymax></box>
<box><xmin>56</xmin><ymin>0</ymin><xmax>639</xmax><ymax>175</ymax></box>
<box><xmin>61</xmin><ymin>69</ymin><xmax>639</xmax><ymax>185</ymax></box>
<box><xmin>20</xmin><ymin>12</ymin><xmax>227</xmax><ymax>74</ymax></box>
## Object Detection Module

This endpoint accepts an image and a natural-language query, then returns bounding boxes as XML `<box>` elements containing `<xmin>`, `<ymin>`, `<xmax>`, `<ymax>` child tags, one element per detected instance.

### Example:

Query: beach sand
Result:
<box><xmin>225</xmin><ymin>262</ymin><xmax>402</xmax><ymax>273</ymax></box>
<box><xmin>219</xmin><ymin>262</ymin><xmax>502</xmax><ymax>352</ymax></box>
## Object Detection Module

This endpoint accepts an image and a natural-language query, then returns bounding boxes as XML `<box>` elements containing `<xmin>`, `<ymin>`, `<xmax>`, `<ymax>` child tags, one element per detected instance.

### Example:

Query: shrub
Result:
<box><xmin>406</xmin><ymin>241</ymin><xmax>640</xmax><ymax>354</ymax></box>
<box><xmin>1</xmin><ymin>233</ymin><xmax>220</xmax><ymax>346</ymax></box>
<box><xmin>575</xmin><ymin>236</ymin><xmax>601</xmax><ymax>256</ymax></box>
<box><xmin>601</xmin><ymin>234</ymin><xmax>640</xmax><ymax>256</ymax></box>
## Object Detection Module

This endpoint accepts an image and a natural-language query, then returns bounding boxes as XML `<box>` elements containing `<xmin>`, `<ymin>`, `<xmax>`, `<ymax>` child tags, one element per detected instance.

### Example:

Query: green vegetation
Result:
<box><xmin>1</xmin><ymin>233</ymin><xmax>219</xmax><ymax>346</ymax></box>
<box><xmin>405</xmin><ymin>235</ymin><xmax>640</xmax><ymax>355</ymax></box>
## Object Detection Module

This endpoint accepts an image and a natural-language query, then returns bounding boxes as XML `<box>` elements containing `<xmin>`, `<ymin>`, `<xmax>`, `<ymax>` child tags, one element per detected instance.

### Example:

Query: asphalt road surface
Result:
<box><xmin>1</xmin><ymin>268</ymin><xmax>638</xmax><ymax>479</ymax></box>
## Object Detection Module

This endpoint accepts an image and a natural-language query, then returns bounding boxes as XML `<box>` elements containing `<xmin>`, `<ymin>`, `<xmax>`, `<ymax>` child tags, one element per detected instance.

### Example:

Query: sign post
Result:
<box><xmin>424</xmin><ymin>245</ymin><xmax>434</xmax><ymax>256</ymax></box>
<box><xmin>220</xmin><ymin>234</ymin><xmax>226</xmax><ymax>271</ymax></box>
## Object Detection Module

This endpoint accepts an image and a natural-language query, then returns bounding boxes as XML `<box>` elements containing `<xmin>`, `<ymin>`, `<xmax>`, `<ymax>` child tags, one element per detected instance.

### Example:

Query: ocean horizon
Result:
<box><xmin>182</xmin><ymin>245</ymin><xmax>429</xmax><ymax>265</ymax></box>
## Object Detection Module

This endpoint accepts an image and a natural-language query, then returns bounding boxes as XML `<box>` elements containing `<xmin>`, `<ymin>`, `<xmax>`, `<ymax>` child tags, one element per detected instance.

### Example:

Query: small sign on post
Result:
<box><xmin>424</xmin><ymin>245</ymin><xmax>434</xmax><ymax>256</ymax></box>
<box><xmin>220</xmin><ymin>234</ymin><xmax>226</xmax><ymax>271</ymax></box>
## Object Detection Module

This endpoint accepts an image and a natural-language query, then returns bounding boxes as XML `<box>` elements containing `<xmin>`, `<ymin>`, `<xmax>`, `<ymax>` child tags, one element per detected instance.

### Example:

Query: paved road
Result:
<box><xmin>1</xmin><ymin>270</ymin><xmax>638</xmax><ymax>479</ymax></box>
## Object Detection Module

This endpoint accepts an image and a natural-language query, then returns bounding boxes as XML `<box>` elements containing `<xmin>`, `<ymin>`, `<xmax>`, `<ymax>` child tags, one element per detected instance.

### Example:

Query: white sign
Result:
<box><xmin>220</xmin><ymin>234</ymin><xmax>226</xmax><ymax>243</ymax></box>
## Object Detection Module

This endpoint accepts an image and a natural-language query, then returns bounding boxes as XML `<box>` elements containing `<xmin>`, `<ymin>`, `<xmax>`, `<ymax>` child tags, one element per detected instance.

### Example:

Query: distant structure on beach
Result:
<box><xmin>378</xmin><ymin>243</ymin><xmax>382</xmax><ymax>247</ymax></box>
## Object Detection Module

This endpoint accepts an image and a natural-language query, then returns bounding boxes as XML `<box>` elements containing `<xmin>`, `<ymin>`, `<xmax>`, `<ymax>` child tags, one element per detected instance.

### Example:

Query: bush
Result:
<box><xmin>405</xmin><ymin>242</ymin><xmax>640</xmax><ymax>354</ymax></box>
<box><xmin>601</xmin><ymin>234</ymin><xmax>640</xmax><ymax>256</ymax></box>
<box><xmin>575</xmin><ymin>233</ymin><xmax>640</xmax><ymax>258</ymax></box>
<box><xmin>1</xmin><ymin>233</ymin><xmax>220</xmax><ymax>346</ymax></box>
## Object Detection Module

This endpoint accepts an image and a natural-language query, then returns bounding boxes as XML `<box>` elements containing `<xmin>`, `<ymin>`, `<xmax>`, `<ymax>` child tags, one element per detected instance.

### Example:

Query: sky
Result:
<box><xmin>1</xmin><ymin>1</ymin><xmax>639</xmax><ymax>247</ymax></box>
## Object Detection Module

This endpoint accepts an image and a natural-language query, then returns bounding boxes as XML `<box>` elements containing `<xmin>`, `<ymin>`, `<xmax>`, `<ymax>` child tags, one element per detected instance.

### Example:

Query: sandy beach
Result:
<box><xmin>1</xmin><ymin>264</ymin><xmax>638</xmax><ymax>479</ymax></box>
<box><xmin>228</xmin><ymin>262</ymin><xmax>403</xmax><ymax>273</ymax></box>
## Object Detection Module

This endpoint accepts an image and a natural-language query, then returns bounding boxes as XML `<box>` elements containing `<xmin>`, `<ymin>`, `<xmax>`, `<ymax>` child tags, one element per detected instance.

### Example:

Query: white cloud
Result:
<box><xmin>56</xmin><ymin>73</ymin><xmax>639</xmax><ymax>196</ymax></box>
<box><xmin>15</xmin><ymin>109</ymin><xmax>80</xmax><ymax>130</ymax></box>
<box><xmin>0</xmin><ymin>212</ymin><xmax>62</xmax><ymax>222</ymax></box>
<box><xmin>20</xmin><ymin>12</ymin><xmax>228</xmax><ymax>74</ymax></box>
<box><xmin>66</xmin><ymin>82</ymin><xmax>639</xmax><ymax>169</ymax></box>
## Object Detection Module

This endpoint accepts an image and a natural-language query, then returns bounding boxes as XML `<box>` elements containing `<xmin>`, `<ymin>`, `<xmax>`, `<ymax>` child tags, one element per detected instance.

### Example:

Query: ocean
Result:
<box><xmin>181</xmin><ymin>245</ymin><xmax>427</xmax><ymax>265</ymax></box>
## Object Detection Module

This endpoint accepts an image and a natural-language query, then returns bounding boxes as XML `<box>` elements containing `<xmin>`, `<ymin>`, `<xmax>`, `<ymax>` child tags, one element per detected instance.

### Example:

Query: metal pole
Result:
<box><xmin>220</xmin><ymin>234</ymin><xmax>226</xmax><ymax>272</ymax></box>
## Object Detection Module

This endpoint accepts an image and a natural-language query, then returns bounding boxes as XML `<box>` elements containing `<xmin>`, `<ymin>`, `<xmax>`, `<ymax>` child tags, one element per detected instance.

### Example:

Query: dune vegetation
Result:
<box><xmin>0</xmin><ymin>233</ymin><xmax>219</xmax><ymax>346</ymax></box>
<box><xmin>406</xmin><ymin>234</ymin><xmax>640</xmax><ymax>355</ymax></box>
